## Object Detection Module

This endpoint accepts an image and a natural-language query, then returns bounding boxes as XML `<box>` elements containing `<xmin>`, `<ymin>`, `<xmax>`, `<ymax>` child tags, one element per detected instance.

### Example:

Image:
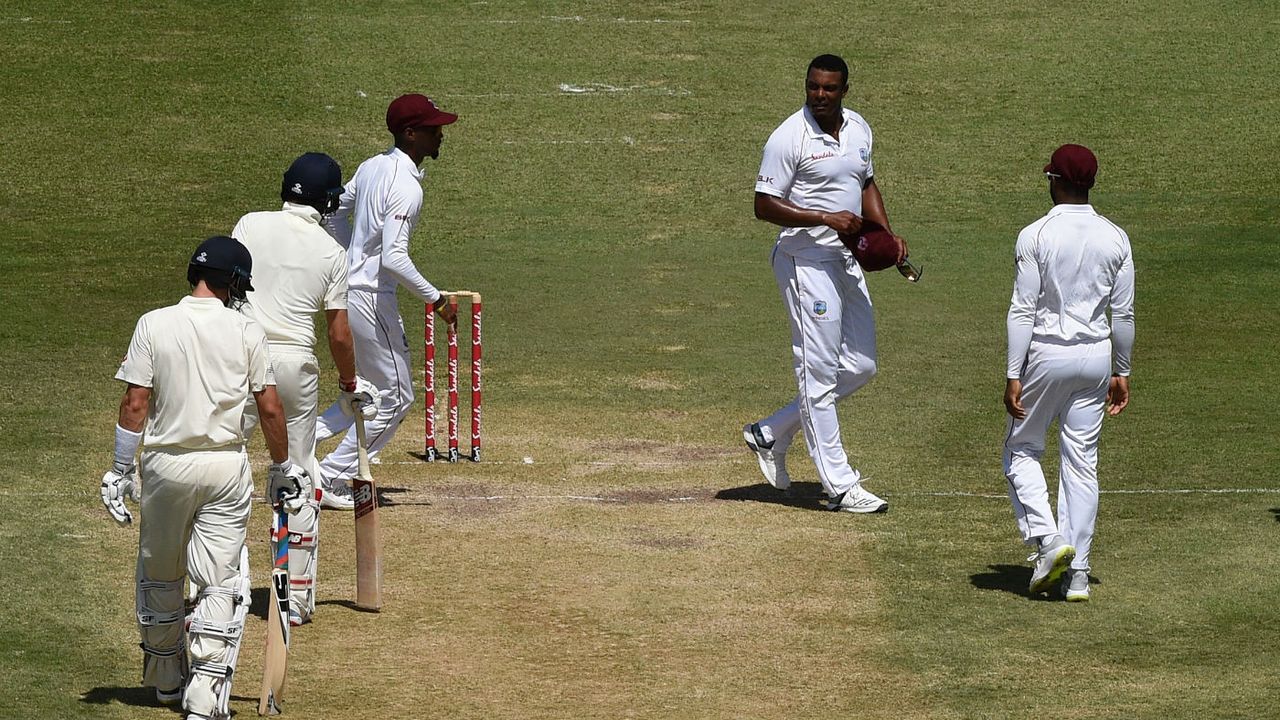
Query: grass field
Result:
<box><xmin>2</xmin><ymin>1</ymin><xmax>1278</xmax><ymax>718</ymax></box>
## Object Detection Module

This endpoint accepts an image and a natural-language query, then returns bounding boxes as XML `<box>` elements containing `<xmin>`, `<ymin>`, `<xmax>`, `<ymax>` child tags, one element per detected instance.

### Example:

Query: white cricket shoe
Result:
<box><xmin>319</xmin><ymin>482</ymin><xmax>355</xmax><ymax>511</ymax></box>
<box><xmin>1028</xmin><ymin>535</ymin><xmax>1076</xmax><ymax>594</ymax></box>
<box><xmin>1063</xmin><ymin>569</ymin><xmax>1090</xmax><ymax>602</ymax></box>
<box><xmin>825</xmin><ymin>484</ymin><xmax>888</xmax><ymax>513</ymax></box>
<box><xmin>742</xmin><ymin>423</ymin><xmax>791</xmax><ymax>490</ymax></box>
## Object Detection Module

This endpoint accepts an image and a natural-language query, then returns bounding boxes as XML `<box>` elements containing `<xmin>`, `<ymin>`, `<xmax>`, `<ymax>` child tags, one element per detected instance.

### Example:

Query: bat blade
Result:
<box><xmin>353</xmin><ymin>413</ymin><xmax>382</xmax><ymax>611</ymax></box>
<box><xmin>258</xmin><ymin>505</ymin><xmax>289</xmax><ymax>715</ymax></box>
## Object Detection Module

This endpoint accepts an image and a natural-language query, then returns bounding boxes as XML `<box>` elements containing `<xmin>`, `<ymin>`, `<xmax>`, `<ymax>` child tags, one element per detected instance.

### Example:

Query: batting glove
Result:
<box><xmin>339</xmin><ymin>376</ymin><xmax>381</xmax><ymax>420</ymax></box>
<box><xmin>267</xmin><ymin>460</ymin><xmax>309</xmax><ymax>514</ymax></box>
<box><xmin>100</xmin><ymin>462</ymin><xmax>140</xmax><ymax>526</ymax></box>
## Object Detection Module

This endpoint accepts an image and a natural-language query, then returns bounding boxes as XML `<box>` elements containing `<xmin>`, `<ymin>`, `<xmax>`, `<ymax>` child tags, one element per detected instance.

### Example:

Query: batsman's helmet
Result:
<box><xmin>281</xmin><ymin>152</ymin><xmax>344</xmax><ymax>215</ymax></box>
<box><xmin>187</xmin><ymin>235</ymin><xmax>254</xmax><ymax>305</ymax></box>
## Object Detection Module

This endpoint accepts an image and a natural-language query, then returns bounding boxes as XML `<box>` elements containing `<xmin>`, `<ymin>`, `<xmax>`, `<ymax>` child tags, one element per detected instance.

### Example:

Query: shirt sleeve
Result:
<box><xmin>245</xmin><ymin>320</ymin><xmax>276</xmax><ymax>392</ymax></box>
<box><xmin>380</xmin><ymin>184</ymin><xmax>442</xmax><ymax>305</ymax></box>
<box><xmin>755</xmin><ymin>126</ymin><xmax>796</xmax><ymax>199</ymax></box>
<box><xmin>115</xmin><ymin>315</ymin><xmax>154</xmax><ymax>387</ymax></box>
<box><xmin>1006</xmin><ymin>229</ymin><xmax>1040</xmax><ymax>379</ymax></box>
<box><xmin>864</xmin><ymin>120</ymin><xmax>875</xmax><ymax>181</ymax></box>
<box><xmin>323</xmin><ymin>180</ymin><xmax>356</xmax><ymax>250</ymax></box>
<box><xmin>1109</xmin><ymin>236</ymin><xmax>1136</xmax><ymax>376</ymax></box>
<box><xmin>323</xmin><ymin>250</ymin><xmax>349</xmax><ymax>311</ymax></box>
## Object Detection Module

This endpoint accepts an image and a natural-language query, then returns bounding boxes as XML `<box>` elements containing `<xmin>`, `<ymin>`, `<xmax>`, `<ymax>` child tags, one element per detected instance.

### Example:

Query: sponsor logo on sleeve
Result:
<box><xmin>757</xmin><ymin>175</ymin><xmax>774</xmax><ymax>185</ymax></box>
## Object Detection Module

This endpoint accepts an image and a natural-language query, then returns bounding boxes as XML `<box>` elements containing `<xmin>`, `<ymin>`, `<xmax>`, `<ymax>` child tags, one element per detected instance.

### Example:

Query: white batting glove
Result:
<box><xmin>267</xmin><ymin>460</ymin><xmax>309</xmax><ymax>514</ymax></box>
<box><xmin>339</xmin><ymin>376</ymin><xmax>380</xmax><ymax>420</ymax></box>
<box><xmin>100</xmin><ymin>463</ymin><xmax>140</xmax><ymax>526</ymax></box>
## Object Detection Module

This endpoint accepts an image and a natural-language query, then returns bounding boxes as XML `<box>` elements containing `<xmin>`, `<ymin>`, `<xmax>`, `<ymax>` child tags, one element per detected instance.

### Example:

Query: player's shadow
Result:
<box><xmin>249</xmin><ymin>586</ymin><xmax>271</xmax><ymax>621</ymax></box>
<box><xmin>970</xmin><ymin>564</ymin><xmax>1053</xmax><ymax>601</ymax></box>
<box><xmin>715</xmin><ymin>481</ymin><xmax>827</xmax><ymax>511</ymax></box>
<box><xmin>1271</xmin><ymin>508</ymin><xmax>1280</xmax><ymax>523</ymax></box>
<box><xmin>80</xmin><ymin>685</ymin><xmax>181</xmax><ymax>713</ymax></box>
<box><xmin>316</xmin><ymin>598</ymin><xmax>383</xmax><ymax>614</ymax></box>
<box><xmin>376</xmin><ymin>485</ymin><xmax>431</xmax><ymax>507</ymax></box>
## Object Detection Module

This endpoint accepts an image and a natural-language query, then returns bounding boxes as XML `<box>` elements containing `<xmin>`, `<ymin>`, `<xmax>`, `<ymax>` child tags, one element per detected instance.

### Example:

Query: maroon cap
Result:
<box><xmin>386</xmin><ymin>93</ymin><xmax>458</xmax><ymax>134</ymax></box>
<box><xmin>1045</xmin><ymin>144</ymin><xmax>1098</xmax><ymax>189</ymax></box>
<box><xmin>839</xmin><ymin>220</ymin><xmax>902</xmax><ymax>272</ymax></box>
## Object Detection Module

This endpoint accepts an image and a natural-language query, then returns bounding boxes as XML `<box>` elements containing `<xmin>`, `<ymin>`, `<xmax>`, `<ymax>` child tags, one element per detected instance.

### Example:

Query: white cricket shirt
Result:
<box><xmin>755</xmin><ymin>105</ymin><xmax>875</xmax><ymax>260</ymax></box>
<box><xmin>1007</xmin><ymin>204</ymin><xmax>1136</xmax><ymax>378</ymax></box>
<box><xmin>116</xmin><ymin>296</ymin><xmax>276</xmax><ymax>450</ymax></box>
<box><xmin>233</xmin><ymin>202</ymin><xmax>349</xmax><ymax>352</ymax></box>
<box><xmin>327</xmin><ymin>147</ymin><xmax>442</xmax><ymax>304</ymax></box>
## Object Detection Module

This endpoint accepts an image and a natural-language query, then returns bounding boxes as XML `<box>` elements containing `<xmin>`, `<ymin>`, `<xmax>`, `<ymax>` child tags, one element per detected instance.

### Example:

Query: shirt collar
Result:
<box><xmin>388</xmin><ymin>146</ymin><xmax>424</xmax><ymax>180</ymax></box>
<box><xmin>180</xmin><ymin>295</ymin><xmax>227</xmax><ymax>308</ymax></box>
<box><xmin>801</xmin><ymin>105</ymin><xmax>848</xmax><ymax>143</ymax></box>
<box><xmin>280</xmin><ymin>201</ymin><xmax>323</xmax><ymax>223</ymax></box>
<box><xmin>1049</xmin><ymin>203</ymin><xmax>1096</xmax><ymax>215</ymax></box>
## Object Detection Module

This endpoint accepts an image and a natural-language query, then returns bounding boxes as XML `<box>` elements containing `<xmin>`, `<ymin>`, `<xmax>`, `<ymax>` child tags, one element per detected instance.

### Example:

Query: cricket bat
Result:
<box><xmin>258</xmin><ymin>501</ymin><xmax>289</xmax><ymax>715</ymax></box>
<box><xmin>353</xmin><ymin>412</ymin><xmax>382</xmax><ymax>610</ymax></box>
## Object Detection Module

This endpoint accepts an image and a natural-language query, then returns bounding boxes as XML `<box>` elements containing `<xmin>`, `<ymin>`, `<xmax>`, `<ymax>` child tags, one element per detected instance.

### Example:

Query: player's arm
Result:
<box><xmin>253</xmin><ymin>386</ymin><xmax>290</xmax><ymax>464</ymax></box>
<box><xmin>378</xmin><ymin>189</ymin><xmax>456</xmax><ymax>323</ymax></box>
<box><xmin>1108</xmin><ymin>242</ymin><xmax>1136</xmax><ymax>416</ymax></box>
<box><xmin>326</xmin><ymin>309</ymin><xmax>357</xmax><ymax>386</ymax></box>
<box><xmin>1004</xmin><ymin>231</ymin><xmax>1041</xmax><ymax>419</ymax></box>
<box><xmin>754</xmin><ymin>193</ymin><xmax>861</xmax><ymax>235</ymax></box>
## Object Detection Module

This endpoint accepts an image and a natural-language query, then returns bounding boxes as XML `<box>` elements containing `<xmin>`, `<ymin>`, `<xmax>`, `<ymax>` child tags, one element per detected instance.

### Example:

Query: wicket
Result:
<box><xmin>425</xmin><ymin>291</ymin><xmax>482</xmax><ymax>462</ymax></box>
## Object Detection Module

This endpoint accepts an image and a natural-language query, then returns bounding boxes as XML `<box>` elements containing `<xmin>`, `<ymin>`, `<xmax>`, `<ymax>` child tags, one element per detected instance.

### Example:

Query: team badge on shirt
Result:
<box><xmin>859</xmin><ymin>146</ymin><xmax>870</xmax><ymax>163</ymax></box>
<box><xmin>814</xmin><ymin>300</ymin><xmax>827</xmax><ymax>316</ymax></box>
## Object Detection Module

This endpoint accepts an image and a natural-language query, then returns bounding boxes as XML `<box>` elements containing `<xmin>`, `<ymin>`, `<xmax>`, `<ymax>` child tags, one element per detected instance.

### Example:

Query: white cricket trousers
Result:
<box><xmin>242</xmin><ymin>348</ymin><xmax>321</xmax><ymax>621</ymax></box>
<box><xmin>136</xmin><ymin>447</ymin><xmax>251</xmax><ymax>717</ymax></box>
<box><xmin>757</xmin><ymin>248</ymin><xmax>877</xmax><ymax>498</ymax></box>
<box><xmin>1003</xmin><ymin>339</ymin><xmax>1111</xmax><ymax>571</ymax></box>
<box><xmin>319</xmin><ymin>288</ymin><xmax>413</xmax><ymax>480</ymax></box>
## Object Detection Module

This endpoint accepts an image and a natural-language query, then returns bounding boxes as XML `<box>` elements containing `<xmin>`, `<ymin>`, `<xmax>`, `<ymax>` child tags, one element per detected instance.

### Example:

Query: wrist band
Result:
<box><xmin>339</xmin><ymin>379</ymin><xmax>357</xmax><ymax>392</ymax></box>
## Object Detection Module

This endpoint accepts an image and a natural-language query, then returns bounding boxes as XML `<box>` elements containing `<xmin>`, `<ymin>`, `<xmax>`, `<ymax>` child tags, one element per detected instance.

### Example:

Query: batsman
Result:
<box><xmin>101</xmin><ymin>236</ymin><xmax>308</xmax><ymax>719</ymax></box>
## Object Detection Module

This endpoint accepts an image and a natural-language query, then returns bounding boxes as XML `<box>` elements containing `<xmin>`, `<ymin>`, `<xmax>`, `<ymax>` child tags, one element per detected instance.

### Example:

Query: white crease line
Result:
<box><xmin>0</xmin><ymin>17</ymin><xmax>72</xmax><ymax>23</ymax></box>
<box><xmin>900</xmin><ymin>489</ymin><xmax>1280</xmax><ymax>499</ymax></box>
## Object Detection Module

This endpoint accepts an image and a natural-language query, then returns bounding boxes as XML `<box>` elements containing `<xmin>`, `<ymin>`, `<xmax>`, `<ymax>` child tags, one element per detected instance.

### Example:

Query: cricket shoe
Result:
<box><xmin>288</xmin><ymin>608</ymin><xmax>311</xmax><ymax>627</ymax></box>
<box><xmin>1027</xmin><ymin>535</ymin><xmax>1075</xmax><ymax>594</ymax></box>
<box><xmin>319</xmin><ymin>482</ymin><xmax>354</xmax><ymax>511</ymax></box>
<box><xmin>1063</xmin><ymin>569</ymin><xmax>1090</xmax><ymax>602</ymax></box>
<box><xmin>825</xmin><ymin>484</ymin><xmax>888</xmax><ymax>513</ymax></box>
<box><xmin>156</xmin><ymin>686</ymin><xmax>183</xmax><ymax>706</ymax></box>
<box><xmin>742</xmin><ymin>423</ymin><xmax>791</xmax><ymax>490</ymax></box>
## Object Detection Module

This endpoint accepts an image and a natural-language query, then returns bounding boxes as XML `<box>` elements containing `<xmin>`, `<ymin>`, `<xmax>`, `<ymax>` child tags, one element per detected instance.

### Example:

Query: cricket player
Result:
<box><xmin>233</xmin><ymin>152</ymin><xmax>379</xmax><ymax>625</ymax></box>
<box><xmin>1004</xmin><ymin>144</ymin><xmax>1135</xmax><ymax>600</ymax></box>
<box><xmin>743</xmin><ymin>54</ymin><xmax>905</xmax><ymax>513</ymax></box>
<box><xmin>315</xmin><ymin>93</ymin><xmax>459</xmax><ymax>485</ymax></box>
<box><xmin>100</xmin><ymin>235</ymin><xmax>309</xmax><ymax>719</ymax></box>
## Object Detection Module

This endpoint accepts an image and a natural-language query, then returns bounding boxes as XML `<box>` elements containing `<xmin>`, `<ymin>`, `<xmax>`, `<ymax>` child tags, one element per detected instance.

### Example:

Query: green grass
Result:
<box><xmin>1</xmin><ymin>1</ymin><xmax>1278</xmax><ymax>718</ymax></box>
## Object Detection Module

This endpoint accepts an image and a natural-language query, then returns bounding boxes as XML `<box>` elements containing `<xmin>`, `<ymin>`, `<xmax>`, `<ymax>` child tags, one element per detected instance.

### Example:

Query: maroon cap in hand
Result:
<box><xmin>386</xmin><ymin>94</ymin><xmax>458</xmax><ymax>134</ymax></box>
<box><xmin>840</xmin><ymin>220</ymin><xmax>901</xmax><ymax>272</ymax></box>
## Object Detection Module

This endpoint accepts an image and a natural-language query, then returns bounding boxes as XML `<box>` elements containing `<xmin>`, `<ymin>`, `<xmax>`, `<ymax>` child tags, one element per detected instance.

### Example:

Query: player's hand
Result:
<box><xmin>434</xmin><ymin>297</ymin><xmax>458</xmax><ymax>325</ymax></box>
<box><xmin>892</xmin><ymin>234</ymin><xmax>909</xmax><ymax>264</ymax></box>
<box><xmin>339</xmin><ymin>376</ymin><xmax>381</xmax><ymax>420</ymax></box>
<box><xmin>821</xmin><ymin>211</ymin><xmax>862</xmax><ymax>236</ymax></box>
<box><xmin>1004</xmin><ymin>379</ymin><xmax>1026</xmax><ymax>420</ymax></box>
<box><xmin>101</xmin><ymin>463</ymin><xmax>140</xmax><ymax>525</ymax></box>
<box><xmin>267</xmin><ymin>460</ymin><xmax>309</xmax><ymax>514</ymax></box>
<box><xmin>1107</xmin><ymin>375</ymin><xmax>1130</xmax><ymax>416</ymax></box>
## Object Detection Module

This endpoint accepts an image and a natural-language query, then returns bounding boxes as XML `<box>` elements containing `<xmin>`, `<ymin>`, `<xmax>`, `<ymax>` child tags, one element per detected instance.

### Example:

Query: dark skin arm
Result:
<box><xmin>754</xmin><ymin>178</ymin><xmax>907</xmax><ymax>263</ymax></box>
<box><xmin>253</xmin><ymin>386</ymin><xmax>291</xmax><ymax>464</ymax></box>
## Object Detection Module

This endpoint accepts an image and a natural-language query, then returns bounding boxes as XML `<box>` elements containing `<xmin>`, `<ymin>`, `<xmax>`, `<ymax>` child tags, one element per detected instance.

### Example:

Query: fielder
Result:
<box><xmin>233</xmin><ymin>152</ymin><xmax>379</xmax><ymax>625</ymax></box>
<box><xmin>1004</xmin><ymin>144</ymin><xmax>1135</xmax><ymax>600</ymax></box>
<box><xmin>744</xmin><ymin>54</ymin><xmax>905</xmax><ymax>513</ymax></box>
<box><xmin>101</xmin><ymin>236</ymin><xmax>308</xmax><ymax>719</ymax></box>
<box><xmin>316</xmin><ymin>93</ymin><xmax>458</xmax><ymax>484</ymax></box>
